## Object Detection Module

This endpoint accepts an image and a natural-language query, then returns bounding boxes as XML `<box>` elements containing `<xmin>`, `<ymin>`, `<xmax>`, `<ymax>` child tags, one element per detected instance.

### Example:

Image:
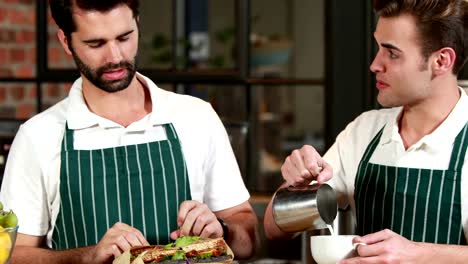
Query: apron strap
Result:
<box><xmin>354</xmin><ymin>127</ymin><xmax>385</xmax><ymax>193</ymax></box>
<box><xmin>164</xmin><ymin>123</ymin><xmax>179</xmax><ymax>140</ymax></box>
<box><xmin>448</xmin><ymin>123</ymin><xmax>468</xmax><ymax>172</ymax></box>
<box><xmin>62</xmin><ymin>123</ymin><xmax>75</xmax><ymax>152</ymax></box>
<box><xmin>360</xmin><ymin>126</ymin><xmax>385</xmax><ymax>165</ymax></box>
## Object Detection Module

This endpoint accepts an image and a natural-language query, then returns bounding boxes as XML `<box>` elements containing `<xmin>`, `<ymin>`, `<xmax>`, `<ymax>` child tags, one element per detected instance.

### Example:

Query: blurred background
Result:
<box><xmin>0</xmin><ymin>0</ymin><xmax>467</xmax><ymax>263</ymax></box>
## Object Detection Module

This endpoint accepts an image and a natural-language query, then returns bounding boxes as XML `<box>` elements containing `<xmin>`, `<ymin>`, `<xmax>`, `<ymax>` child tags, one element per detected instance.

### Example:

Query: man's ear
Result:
<box><xmin>57</xmin><ymin>29</ymin><xmax>73</xmax><ymax>56</ymax></box>
<box><xmin>431</xmin><ymin>47</ymin><xmax>456</xmax><ymax>76</ymax></box>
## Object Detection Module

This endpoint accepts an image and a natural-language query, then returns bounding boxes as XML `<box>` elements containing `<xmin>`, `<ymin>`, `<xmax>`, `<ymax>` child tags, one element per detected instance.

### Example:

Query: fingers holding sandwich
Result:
<box><xmin>86</xmin><ymin>222</ymin><xmax>149</xmax><ymax>263</ymax></box>
<box><xmin>171</xmin><ymin>200</ymin><xmax>223</xmax><ymax>240</ymax></box>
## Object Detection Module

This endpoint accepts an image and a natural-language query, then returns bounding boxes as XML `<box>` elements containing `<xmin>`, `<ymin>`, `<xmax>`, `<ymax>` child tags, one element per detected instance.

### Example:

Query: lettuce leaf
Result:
<box><xmin>175</xmin><ymin>236</ymin><xmax>201</xmax><ymax>247</ymax></box>
<box><xmin>171</xmin><ymin>250</ymin><xmax>187</xmax><ymax>260</ymax></box>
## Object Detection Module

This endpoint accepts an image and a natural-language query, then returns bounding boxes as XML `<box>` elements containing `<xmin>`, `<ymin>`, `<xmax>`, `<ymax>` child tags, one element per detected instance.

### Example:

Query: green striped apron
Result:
<box><xmin>354</xmin><ymin>123</ymin><xmax>468</xmax><ymax>244</ymax></box>
<box><xmin>51</xmin><ymin>123</ymin><xmax>192</xmax><ymax>249</ymax></box>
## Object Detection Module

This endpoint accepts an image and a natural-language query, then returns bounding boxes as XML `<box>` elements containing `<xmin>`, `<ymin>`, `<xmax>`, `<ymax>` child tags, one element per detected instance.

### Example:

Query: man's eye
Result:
<box><xmin>119</xmin><ymin>36</ymin><xmax>130</xmax><ymax>42</ymax></box>
<box><xmin>389</xmin><ymin>51</ymin><xmax>398</xmax><ymax>59</ymax></box>
<box><xmin>88</xmin><ymin>43</ymin><xmax>103</xmax><ymax>48</ymax></box>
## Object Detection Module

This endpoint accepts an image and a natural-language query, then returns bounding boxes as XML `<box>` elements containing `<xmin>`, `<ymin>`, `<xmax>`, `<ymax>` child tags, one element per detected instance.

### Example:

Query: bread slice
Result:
<box><xmin>181</xmin><ymin>237</ymin><xmax>231</xmax><ymax>259</ymax></box>
<box><xmin>140</xmin><ymin>248</ymin><xmax>180</xmax><ymax>263</ymax></box>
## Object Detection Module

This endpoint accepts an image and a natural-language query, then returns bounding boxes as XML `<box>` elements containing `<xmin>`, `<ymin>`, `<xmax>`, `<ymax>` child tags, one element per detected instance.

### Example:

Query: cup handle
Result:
<box><xmin>353</xmin><ymin>242</ymin><xmax>366</xmax><ymax>250</ymax></box>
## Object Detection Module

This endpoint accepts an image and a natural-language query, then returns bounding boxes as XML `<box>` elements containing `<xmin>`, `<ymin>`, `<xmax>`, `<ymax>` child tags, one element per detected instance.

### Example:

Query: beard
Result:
<box><xmin>71</xmin><ymin>49</ymin><xmax>138</xmax><ymax>93</ymax></box>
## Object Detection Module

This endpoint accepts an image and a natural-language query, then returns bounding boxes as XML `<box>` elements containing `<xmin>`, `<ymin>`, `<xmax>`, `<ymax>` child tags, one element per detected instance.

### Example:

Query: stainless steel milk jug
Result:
<box><xmin>272</xmin><ymin>183</ymin><xmax>337</xmax><ymax>233</ymax></box>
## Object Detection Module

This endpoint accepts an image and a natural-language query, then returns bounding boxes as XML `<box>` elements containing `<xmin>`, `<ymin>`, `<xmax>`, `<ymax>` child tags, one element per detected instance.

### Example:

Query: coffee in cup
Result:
<box><xmin>310</xmin><ymin>235</ymin><xmax>363</xmax><ymax>264</ymax></box>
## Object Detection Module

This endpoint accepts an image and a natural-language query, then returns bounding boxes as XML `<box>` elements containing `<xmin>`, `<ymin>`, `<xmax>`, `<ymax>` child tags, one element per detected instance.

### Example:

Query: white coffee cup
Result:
<box><xmin>310</xmin><ymin>235</ymin><xmax>363</xmax><ymax>264</ymax></box>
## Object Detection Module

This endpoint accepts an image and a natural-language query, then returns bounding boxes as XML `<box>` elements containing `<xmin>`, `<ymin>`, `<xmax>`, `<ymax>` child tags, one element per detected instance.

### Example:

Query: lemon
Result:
<box><xmin>0</xmin><ymin>226</ymin><xmax>12</xmax><ymax>264</ymax></box>
<box><xmin>0</xmin><ymin>248</ymin><xmax>8</xmax><ymax>264</ymax></box>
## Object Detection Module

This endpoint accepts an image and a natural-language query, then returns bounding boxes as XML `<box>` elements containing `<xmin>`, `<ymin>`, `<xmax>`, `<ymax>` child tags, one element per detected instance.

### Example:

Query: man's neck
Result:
<box><xmin>399</xmin><ymin>78</ymin><xmax>460</xmax><ymax>150</ymax></box>
<box><xmin>81</xmin><ymin>76</ymin><xmax>152</xmax><ymax>127</ymax></box>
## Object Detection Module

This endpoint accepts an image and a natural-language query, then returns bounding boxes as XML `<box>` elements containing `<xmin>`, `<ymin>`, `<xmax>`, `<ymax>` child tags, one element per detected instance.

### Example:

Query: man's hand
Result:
<box><xmin>282</xmin><ymin>145</ymin><xmax>332</xmax><ymax>186</ymax></box>
<box><xmin>340</xmin><ymin>229</ymin><xmax>423</xmax><ymax>264</ymax></box>
<box><xmin>84</xmin><ymin>222</ymin><xmax>149</xmax><ymax>264</ymax></box>
<box><xmin>170</xmin><ymin>201</ymin><xmax>223</xmax><ymax>240</ymax></box>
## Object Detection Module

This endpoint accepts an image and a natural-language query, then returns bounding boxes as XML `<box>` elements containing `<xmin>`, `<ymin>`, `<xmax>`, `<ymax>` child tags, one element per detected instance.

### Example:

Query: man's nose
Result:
<box><xmin>106</xmin><ymin>42</ymin><xmax>123</xmax><ymax>64</ymax></box>
<box><xmin>370</xmin><ymin>53</ymin><xmax>383</xmax><ymax>73</ymax></box>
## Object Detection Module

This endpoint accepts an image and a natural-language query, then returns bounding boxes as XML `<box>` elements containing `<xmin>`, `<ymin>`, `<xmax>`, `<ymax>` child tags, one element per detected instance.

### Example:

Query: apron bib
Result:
<box><xmin>52</xmin><ymin>123</ymin><xmax>192</xmax><ymax>249</ymax></box>
<box><xmin>354</xmin><ymin>123</ymin><xmax>468</xmax><ymax>244</ymax></box>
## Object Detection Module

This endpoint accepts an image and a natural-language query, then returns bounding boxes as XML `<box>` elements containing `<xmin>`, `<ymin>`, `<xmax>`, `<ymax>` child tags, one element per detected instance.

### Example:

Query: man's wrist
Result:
<box><xmin>217</xmin><ymin>218</ymin><xmax>229</xmax><ymax>240</ymax></box>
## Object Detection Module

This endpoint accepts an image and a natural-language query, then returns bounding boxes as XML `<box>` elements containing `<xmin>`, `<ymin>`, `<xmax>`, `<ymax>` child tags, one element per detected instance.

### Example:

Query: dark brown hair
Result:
<box><xmin>49</xmin><ymin>0</ymin><xmax>140</xmax><ymax>41</ymax></box>
<box><xmin>374</xmin><ymin>0</ymin><xmax>468</xmax><ymax>74</ymax></box>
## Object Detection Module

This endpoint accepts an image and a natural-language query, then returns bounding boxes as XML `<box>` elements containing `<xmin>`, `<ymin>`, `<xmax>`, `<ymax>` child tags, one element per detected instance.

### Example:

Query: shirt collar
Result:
<box><xmin>379</xmin><ymin>107</ymin><xmax>402</xmax><ymax>146</ymax></box>
<box><xmin>66</xmin><ymin>72</ymin><xmax>173</xmax><ymax>130</ymax></box>
<box><xmin>423</xmin><ymin>87</ymin><xmax>468</xmax><ymax>150</ymax></box>
<box><xmin>139</xmin><ymin>73</ymin><xmax>173</xmax><ymax>125</ymax></box>
<box><xmin>379</xmin><ymin>87</ymin><xmax>468</xmax><ymax>150</ymax></box>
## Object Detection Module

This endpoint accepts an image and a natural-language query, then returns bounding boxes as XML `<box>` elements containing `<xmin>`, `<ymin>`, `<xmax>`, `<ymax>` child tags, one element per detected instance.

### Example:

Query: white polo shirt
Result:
<box><xmin>326</xmin><ymin>88</ymin><xmax>468</xmax><ymax>239</ymax></box>
<box><xmin>0</xmin><ymin>73</ymin><xmax>250</xmax><ymax>246</ymax></box>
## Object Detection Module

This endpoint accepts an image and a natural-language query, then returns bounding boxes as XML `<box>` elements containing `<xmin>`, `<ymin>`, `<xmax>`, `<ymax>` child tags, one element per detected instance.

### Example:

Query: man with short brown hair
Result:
<box><xmin>264</xmin><ymin>0</ymin><xmax>468</xmax><ymax>262</ymax></box>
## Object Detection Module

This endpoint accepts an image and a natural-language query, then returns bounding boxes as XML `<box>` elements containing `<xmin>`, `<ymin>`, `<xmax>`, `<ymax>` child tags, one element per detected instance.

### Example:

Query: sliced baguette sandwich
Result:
<box><xmin>113</xmin><ymin>236</ymin><xmax>234</xmax><ymax>264</ymax></box>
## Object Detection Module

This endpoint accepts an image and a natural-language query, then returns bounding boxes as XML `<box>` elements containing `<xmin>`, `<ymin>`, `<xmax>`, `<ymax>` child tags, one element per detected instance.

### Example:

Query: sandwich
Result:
<box><xmin>113</xmin><ymin>236</ymin><xmax>234</xmax><ymax>264</ymax></box>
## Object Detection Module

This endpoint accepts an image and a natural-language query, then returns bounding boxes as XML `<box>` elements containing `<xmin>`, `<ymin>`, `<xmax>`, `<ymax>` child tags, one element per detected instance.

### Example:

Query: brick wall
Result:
<box><xmin>0</xmin><ymin>0</ymin><xmax>73</xmax><ymax>119</ymax></box>
<box><xmin>0</xmin><ymin>0</ymin><xmax>36</xmax><ymax>78</ymax></box>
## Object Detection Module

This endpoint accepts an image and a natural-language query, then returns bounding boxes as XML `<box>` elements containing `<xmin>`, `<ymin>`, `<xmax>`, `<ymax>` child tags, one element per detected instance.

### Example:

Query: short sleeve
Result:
<box><xmin>0</xmin><ymin>125</ymin><xmax>50</xmax><ymax>236</ymax></box>
<box><xmin>201</xmin><ymin>105</ymin><xmax>250</xmax><ymax>211</ymax></box>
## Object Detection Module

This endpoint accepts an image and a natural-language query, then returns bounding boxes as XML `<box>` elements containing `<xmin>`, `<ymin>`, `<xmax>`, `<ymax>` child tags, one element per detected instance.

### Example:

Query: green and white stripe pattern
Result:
<box><xmin>52</xmin><ymin>123</ymin><xmax>191</xmax><ymax>249</ymax></box>
<box><xmin>355</xmin><ymin>123</ymin><xmax>468</xmax><ymax>244</ymax></box>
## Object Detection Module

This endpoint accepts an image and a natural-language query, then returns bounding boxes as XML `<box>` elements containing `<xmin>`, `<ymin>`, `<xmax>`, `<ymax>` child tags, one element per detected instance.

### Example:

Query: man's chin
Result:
<box><xmin>377</xmin><ymin>95</ymin><xmax>398</xmax><ymax>108</ymax></box>
<box><xmin>377</xmin><ymin>101</ymin><xmax>402</xmax><ymax>108</ymax></box>
<box><xmin>96</xmin><ymin>82</ymin><xmax>128</xmax><ymax>93</ymax></box>
<box><xmin>97</xmin><ymin>75</ymin><xmax>134</xmax><ymax>93</ymax></box>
